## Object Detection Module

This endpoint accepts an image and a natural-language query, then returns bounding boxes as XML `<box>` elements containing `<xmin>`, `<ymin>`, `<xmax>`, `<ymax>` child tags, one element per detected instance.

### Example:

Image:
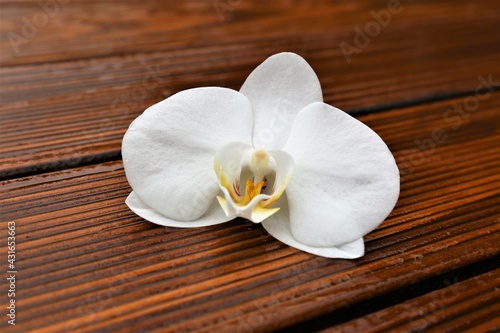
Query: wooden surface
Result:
<box><xmin>0</xmin><ymin>1</ymin><xmax>499</xmax><ymax>332</ymax></box>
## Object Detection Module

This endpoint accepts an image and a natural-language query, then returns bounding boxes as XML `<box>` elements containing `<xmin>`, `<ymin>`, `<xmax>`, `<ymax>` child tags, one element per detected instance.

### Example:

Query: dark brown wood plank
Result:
<box><xmin>1</xmin><ymin>0</ymin><xmax>496</xmax><ymax>67</ymax></box>
<box><xmin>1</xmin><ymin>0</ymin><xmax>500</xmax><ymax>178</ymax></box>
<box><xmin>1</xmin><ymin>91</ymin><xmax>498</xmax><ymax>332</ymax></box>
<box><xmin>321</xmin><ymin>269</ymin><xmax>500</xmax><ymax>333</ymax></box>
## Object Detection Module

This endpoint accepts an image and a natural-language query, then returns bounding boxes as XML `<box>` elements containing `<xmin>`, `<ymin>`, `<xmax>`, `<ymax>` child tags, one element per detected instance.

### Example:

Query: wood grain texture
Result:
<box><xmin>1</xmin><ymin>92</ymin><xmax>498</xmax><ymax>332</ymax></box>
<box><xmin>1</xmin><ymin>0</ymin><xmax>499</xmax><ymax>332</ymax></box>
<box><xmin>1</xmin><ymin>0</ymin><xmax>500</xmax><ymax>178</ymax></box>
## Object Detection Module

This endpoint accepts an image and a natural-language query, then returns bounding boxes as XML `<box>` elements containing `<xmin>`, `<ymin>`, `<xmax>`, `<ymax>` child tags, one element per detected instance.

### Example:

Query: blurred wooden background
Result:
<box><xmin>1</xmin><ymin>1</ymin><xmax>499</xmax><ymax>332</ymax></box>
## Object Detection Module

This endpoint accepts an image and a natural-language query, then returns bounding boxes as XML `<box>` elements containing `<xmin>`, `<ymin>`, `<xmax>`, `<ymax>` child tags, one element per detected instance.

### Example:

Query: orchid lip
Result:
<box><xmin>214</xmin><ymin>142</ymin><xmax>294</xmax><ymax>223</ymax></box>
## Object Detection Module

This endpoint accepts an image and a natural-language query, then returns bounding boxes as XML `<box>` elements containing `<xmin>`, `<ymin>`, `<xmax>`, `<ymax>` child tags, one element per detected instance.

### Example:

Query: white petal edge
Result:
<box><xmin>283</xmin><ymin>102</ymin><xmax>400</xmax><ymax>248</ymax></box>
<box><xmin>122</xmin><ymin>87</ymin><xmax>253</xmax><ymax>222</ymax></box>
<box><xmin>261</xmin><ymin>195</ymin><xmax>365</xmax><ymax>259</ymax></box>
<box><xmin>239</xmin><ymin>52</ymin><xmax>323</xmax><ymax>150</ymax></box>
<box><xmin>126</xmin><ymin>192</ymin><xmax>232</xmax><ymax>227</ymax></box>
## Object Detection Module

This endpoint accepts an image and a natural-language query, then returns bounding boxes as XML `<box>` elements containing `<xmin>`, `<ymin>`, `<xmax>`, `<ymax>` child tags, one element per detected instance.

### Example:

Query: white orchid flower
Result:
<box><xmin>122</xmin><ymin>52</ymin><xmax>399</xmax><ymax>259</ymax></box>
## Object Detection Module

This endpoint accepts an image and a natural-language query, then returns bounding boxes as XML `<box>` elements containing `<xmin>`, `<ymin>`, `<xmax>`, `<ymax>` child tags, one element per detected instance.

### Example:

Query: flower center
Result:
<box><xmin>214</xmin><ymin>142</ymin><xmax>294</xmax><ymax>223</ymax></box>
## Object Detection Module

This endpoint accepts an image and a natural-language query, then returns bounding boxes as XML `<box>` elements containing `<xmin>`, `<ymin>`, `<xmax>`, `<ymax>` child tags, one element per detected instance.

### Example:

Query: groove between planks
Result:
<box><xmin>323</xmin><ymin>269</ymin><xmax>500</xmax><ymax>333</ymax></box>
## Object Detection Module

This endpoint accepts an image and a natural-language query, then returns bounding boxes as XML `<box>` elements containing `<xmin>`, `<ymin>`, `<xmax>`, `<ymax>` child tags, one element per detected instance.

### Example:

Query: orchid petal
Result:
<box><xmin>282</xmin><ymin>102</ymin><xmax>400</xmax><ymax>248</ymax></box>
<box><xmin>261</xmin><ymin>196</ymin><xmax>365</xmax><ymax>258</ymax></box>
<box><xmin>122</xmin><ymin>87</ymin><xmax>253</xmax><ymax>224</ymax></box>
<box><xmin>239</xmin><ymin>52</ymin><xmax>323</xmax><ymax>150</ymax></box>
<box><xmin>126</xmin><ymin>192</ymin><xmax>232</xmax><ymax>227</ymax></box>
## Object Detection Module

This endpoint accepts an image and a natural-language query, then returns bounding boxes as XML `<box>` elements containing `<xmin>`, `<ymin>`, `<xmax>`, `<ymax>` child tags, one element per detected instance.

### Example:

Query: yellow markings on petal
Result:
<box><xmin>215</xmin><ymin>158</ymin><xmax>242</xmax><ymax>203</ymax></box>
<box><xmin>242</xmin><ymin>179</ymin><xmax>265</xmax><ymax>205</ymax></box>
<box><xmin>260</xmin><ymin>173</ymin><xmax>292</xmax><ymax>207</ymax></box>
<box><xmin>216</xmin><ymin>196</ymin><xmax>229</xmax><ymax>216</ymax></box>
<box><xmin>219</xmin><ymin>172</ymin><xmax>242</xmax><ymax>203</ymax></box>
<box><xmin>251</xmin><ymin>205</ymin><xmax>280</xmax><ymax>223</ymax></box>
